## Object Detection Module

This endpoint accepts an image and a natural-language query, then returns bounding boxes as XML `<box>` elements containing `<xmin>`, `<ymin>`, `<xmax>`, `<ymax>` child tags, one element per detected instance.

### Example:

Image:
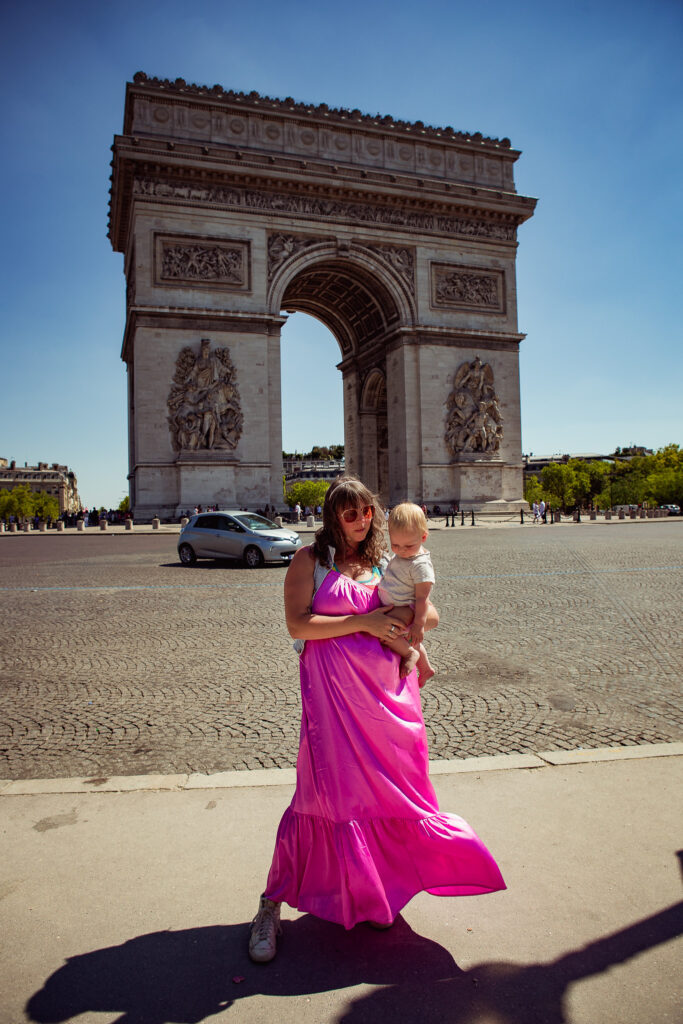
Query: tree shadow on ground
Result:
<box><xmin>26</xmin><ymin>899</ymin><xmax>683</xmax><ymax>1024</ymax></box>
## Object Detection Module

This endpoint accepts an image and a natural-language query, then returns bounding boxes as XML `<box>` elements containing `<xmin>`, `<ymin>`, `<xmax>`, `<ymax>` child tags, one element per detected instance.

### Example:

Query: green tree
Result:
<box><xmin>31</xmin><ymin>491</ymin><xmax>60</xmax><ymax>521</ymax></box>
<box><xmin>524</xmin><ymin>475</ymin><xmax>544</xmax><ymax>506</ymax></box>
<box><xmin>118</xmin><ymin>495</ymin><xmax>130</xmax><ymax>512</ymax></box>
<box><xmin>645</xmin><ymin>468</ymin><xmax>683</xmax><ymax>507</ymax></box>
<box><xmin>285</xmin><ymin>480</ymin><xmax>330</xmax><ymax>510</ymax></box>
<box><xmin>540</xmin><ymin>463</ymin><xmax>576</xmax><ymax>511</ymax></box>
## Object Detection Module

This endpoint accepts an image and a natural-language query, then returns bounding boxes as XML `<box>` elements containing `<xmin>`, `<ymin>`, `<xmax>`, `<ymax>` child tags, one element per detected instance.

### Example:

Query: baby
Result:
<box><xmin>379</xmin><ymin>502</ymin><xmax>436</xmax><ymax>687</ymax></box>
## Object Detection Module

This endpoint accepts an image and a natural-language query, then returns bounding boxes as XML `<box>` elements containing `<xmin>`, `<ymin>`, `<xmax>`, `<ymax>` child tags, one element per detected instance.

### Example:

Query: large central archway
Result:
<box><xmin>272</xmin><ymin>244</ymin><xmax>411</xmax><ymax>502</ymax></box>
<box><xmin>109</xmin><ymin>73</ymin><xmax>536</xmax><ymax>518</ymax></box>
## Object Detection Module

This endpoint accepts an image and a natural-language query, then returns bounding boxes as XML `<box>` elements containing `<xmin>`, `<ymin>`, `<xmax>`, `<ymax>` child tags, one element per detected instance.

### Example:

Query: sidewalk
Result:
<box><xmin>2</xmin><ymin>744</ymin><xmax>681</xmax><ymax>1024</ymax></box>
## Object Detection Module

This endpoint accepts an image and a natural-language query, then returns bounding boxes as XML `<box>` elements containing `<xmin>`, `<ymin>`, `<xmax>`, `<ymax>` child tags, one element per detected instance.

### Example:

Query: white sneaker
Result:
<box><xmin>248</xmin><ymin>894</ymin><xmax>282</xmax><ymax>963</ymax></box>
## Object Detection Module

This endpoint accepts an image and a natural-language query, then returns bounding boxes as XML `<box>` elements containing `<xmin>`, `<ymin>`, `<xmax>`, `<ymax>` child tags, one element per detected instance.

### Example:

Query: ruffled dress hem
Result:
<box><xmin>264</xmin><ymin>805</ymin><xmax>506</xmax><ymax>931</ymax></box>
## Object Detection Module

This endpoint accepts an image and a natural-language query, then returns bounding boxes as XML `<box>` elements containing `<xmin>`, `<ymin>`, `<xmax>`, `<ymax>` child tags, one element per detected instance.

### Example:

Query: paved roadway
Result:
<box><xmin>0</xmin><ymin>521</ymin><xmax>681</xmax><ymax>779</ymax></box>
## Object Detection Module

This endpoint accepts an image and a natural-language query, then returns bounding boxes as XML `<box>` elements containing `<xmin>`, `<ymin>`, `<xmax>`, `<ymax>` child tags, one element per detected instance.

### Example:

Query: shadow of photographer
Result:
<box><xmin>26</xmin><ymin>899</ymin><xmax>682</xmax><ymax>1024</ymax></box>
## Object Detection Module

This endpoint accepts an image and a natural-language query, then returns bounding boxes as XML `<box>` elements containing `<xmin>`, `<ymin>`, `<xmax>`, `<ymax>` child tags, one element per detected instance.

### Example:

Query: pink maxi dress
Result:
<box><xmin>264</xmin><ymin>566</ymin><xmax>505</xmax><ymax>929</ymax></box>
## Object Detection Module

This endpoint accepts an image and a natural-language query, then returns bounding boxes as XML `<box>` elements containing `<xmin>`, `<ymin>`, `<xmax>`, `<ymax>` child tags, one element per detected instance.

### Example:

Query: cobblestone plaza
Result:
<box><xmin>1</xmin><ymin>522</ymin><xmax>681</xmax><ymax>780</ymax></box>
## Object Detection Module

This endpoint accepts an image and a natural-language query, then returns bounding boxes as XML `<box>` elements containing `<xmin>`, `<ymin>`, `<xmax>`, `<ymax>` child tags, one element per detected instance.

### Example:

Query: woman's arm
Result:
<box><xmin>284</xmin><ymin>547</ymin><xmax>408</xmax><ymax>641</ymax></box>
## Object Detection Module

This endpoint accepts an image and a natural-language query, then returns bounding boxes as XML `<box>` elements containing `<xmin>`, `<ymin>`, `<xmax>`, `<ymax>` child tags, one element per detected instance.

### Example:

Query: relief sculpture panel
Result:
<box><xmin>167</xmin><ymin>338</ymin><xmax>243</xmax><ymax>454</ymax></box>
<box><xmin>432</xmin><ymin>263</ymin><xmax>505</xmax><ymax>313</ymax></box>
<box><xmin>155</xmin><ymin>234</ymin><xmax>250</xmax><ymax>290</ymax></box>
<box><xmin>445</xmin><ymin>357</ymin><xmax>503</xmax><ymax>456</ymax></box>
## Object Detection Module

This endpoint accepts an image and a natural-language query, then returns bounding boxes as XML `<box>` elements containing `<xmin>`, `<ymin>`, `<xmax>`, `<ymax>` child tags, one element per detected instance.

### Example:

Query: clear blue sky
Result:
<box><xmin>1</xmin><ymin>0</ymin><xmax>681</xmax><ymax>508</ymax></box>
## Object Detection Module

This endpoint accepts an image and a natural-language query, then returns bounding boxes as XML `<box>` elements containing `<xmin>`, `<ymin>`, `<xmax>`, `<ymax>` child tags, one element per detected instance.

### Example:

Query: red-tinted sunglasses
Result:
<box><xmin>339</xmin><ymin>505</ymin><xmax>374</xmax><ymax>523</ymax></box>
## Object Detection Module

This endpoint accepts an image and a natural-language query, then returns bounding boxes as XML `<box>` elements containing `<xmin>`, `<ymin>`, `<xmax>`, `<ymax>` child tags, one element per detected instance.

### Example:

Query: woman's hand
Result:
<box><xmin>361</xmin><ymin>605</ymin><xmax>408</xmax><ymax>641</ymax></box>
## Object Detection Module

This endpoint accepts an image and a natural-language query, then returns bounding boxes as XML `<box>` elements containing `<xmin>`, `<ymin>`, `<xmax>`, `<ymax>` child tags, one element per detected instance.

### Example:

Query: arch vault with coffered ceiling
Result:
<box><xmin>109</xmin><ymin>73</ymin><xmax>536</xmax><ymax>519</ymax></box>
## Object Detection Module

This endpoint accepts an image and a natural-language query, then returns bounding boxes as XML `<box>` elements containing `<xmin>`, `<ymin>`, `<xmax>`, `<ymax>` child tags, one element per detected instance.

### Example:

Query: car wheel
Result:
<box><xmin>243</xmin><ymin>545</ymin><xmax>264</xmax><ymax>569</ymax></box>
<box><xmin>178</xmin><ymin>543</ymin><xmax>197</xmax><ymax>565</ymax></box>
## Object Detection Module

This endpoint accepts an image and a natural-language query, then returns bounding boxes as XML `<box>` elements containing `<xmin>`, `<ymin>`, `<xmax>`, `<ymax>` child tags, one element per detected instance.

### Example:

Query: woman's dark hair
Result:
<box><xmin>312</xmin><ymin>475</ymin><xmax>387</xmax><ymax>568</ymax></box>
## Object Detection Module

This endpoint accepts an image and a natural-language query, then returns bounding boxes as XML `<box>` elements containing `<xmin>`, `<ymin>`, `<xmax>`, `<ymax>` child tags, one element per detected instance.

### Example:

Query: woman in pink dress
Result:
<box><xmin>248</xmin><ymin>476</ymin><xmax>505</xmax><ymax>962</ymax></box>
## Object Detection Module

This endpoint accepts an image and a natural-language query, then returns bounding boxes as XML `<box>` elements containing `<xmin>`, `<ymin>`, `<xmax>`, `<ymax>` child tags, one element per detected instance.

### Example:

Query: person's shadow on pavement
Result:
<box><xmin>25</xmin><ymin>898</ymin><xmax>683</xmax><ymax>1024</ymax></box>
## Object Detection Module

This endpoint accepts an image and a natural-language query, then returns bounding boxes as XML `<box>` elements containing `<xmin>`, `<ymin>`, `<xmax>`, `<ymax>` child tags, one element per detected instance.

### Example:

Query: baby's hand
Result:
<box><xmin>408</xmin><ymin>625</ymin><xmax>425</xmax><ymax>646</ymax></box>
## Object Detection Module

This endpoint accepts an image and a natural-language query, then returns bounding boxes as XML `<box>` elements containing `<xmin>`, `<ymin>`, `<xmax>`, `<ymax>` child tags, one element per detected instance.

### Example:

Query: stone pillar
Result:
<box><xmin>99</xmin><ymin>518</ymin><xmax>108</xmax><ymax>531</ymax></box>
<box><xmin>56</xmin><ymin>520</ymin><xmax>65</xmax><ymax>532</ymax></box>
<box><xmin>590</xmin><ymin>510</ymin><xmax>596</xmax><ymax>520</ymax></box>
<box><xmin>152</xmin><ymin>517</ymin><xmax>160</xmax><ymax>530</ymax></box>
<box><xmin>619</xmin><ymin>509</ymin><xmax>625</xmax><ymax>519</ymax></box>
<box><xmin>0</xmin><ymin>522</ymin><xmax>5</xmax><ymax>533</ymax></box>
<box><xmin>605</xmin><ymin>509</ymin><xmax>612</xmax><ymax>520</ymax></box>
<box><xmin>180</xmin><ymin>517</ymin><xmax>189</xmax><ymax>528</ymax></box>
<box><xmin>23</xmin><ymin>522</ymin><xmax>31</xmax><ymax>532</ymax></box>
<box><xmin>9</xmin><ymin>522</ymin><xmax>17</xmax><ymax>532</ymax></box>
<box><xmin>125</xmin><ymin>519</ymin><xmax>134</xmax><ymax>531</ymax></box>
<box><xmin>275</xmin><ymin>516</ymin><xmax>283</xmax><ymax>527</ymax></box>
<box><xmin>640</xmin><ymin>508</ymin><xmax>646</xmax><ymax>518</ymax></box>
<box><xmin>306</xmin><ymin>514</ymin><xmax>315</xmax><ymax>527</ymax></box>
<box><xmin>342</xmin><ymin>370</ymin><xmax>361</xmax><ymax>478</ymax></box>
<box><xmin>39</xmin><ymin>521</ymin><xmax>47</xmax><ymax>532</ymax></box>
<box><xmin>77</xmin><ymin>519</ymin><xmax>85</xmax><ymax>531</ymax></box>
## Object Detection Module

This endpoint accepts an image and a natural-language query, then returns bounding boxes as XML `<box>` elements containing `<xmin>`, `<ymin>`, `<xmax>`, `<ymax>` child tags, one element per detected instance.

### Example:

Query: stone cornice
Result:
<box><xmin>109</xmin><ymin>145</ymin><xmax>535</xmax><ymax>253</ymax></box>
<box><xmin>127</xmin><ymin>72</ymin><xmax>514</xmax><ymax>150</ymax></box>
<box><xmin>121</xmin><ymin>307</ymin><xmax>287</xmax><ymax>362</ymax></box>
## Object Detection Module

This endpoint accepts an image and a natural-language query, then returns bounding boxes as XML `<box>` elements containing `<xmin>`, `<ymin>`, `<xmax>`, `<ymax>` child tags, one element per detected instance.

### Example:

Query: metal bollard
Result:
<box><xmin>460</xmin><ymin>511</ymin><xmax>464</xmax><ymax>526</ymax></box>
<box><xmin>471</xmin><ymin>510</ymin><xmax>475</xmax><ymax>526</ymax></box>
<box><xmin>520</xmin><ymin>509</ymin><xmax>524</xmax><ymax>524</ymax></box>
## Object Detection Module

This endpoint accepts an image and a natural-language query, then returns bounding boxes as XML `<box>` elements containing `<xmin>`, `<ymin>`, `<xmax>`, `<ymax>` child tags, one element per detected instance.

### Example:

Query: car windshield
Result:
<box><xmin>234</xmin><ymin>514</ymin><xmax>279</xmax><ymax>531</ymax></box>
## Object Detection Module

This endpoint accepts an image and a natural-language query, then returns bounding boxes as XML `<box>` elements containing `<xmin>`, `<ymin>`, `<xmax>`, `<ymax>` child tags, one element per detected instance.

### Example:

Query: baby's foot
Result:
<box><xmin>418</xmin><ymin>665</ymin><xmax>435</xmax><ymax>688</ymax></box>
<box><xmin>399</xmin><ymin>649</ymin><xmax>420</xmax><ymax>677</ymax></box>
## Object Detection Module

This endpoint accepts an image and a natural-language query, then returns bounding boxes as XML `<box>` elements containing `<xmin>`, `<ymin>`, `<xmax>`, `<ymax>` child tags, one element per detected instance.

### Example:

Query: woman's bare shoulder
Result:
<box><xmin>286</xmin><ymin>544</ymin><xmax>315</xmax><ymax>579</ymax></box>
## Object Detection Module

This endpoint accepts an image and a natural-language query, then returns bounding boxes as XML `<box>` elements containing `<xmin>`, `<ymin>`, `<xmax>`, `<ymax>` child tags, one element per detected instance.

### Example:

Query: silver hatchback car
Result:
<box><xmin>178</xmin><ymin>511</ymin><xmax>302</xmax><ymax>568</ymax></box>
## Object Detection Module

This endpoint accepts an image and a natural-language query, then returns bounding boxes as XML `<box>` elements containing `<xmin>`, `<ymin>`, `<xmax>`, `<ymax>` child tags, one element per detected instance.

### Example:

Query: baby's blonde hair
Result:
<box><xmin>388</xmin><ymin>502</ymin><xmax>428</xmax><ymax>535</ymax></box>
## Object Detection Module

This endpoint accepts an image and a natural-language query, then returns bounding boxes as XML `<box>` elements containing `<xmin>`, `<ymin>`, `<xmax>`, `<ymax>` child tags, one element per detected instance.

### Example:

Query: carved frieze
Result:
<box><xmin>133</xmin><ymin>176</ymin><xmax>517</xmax><ymax>244</ymax></box>
<box><xmin>431</xmin><ymin>263</ymin><xmax>505</xmax><ymax>313</ymax></box>
<box><xmin>445</xmin><ymin>357</ymin><xmax>503</xmax><ymax>457</ymax></box>
<box><xmin>168</xmin><ymin>338</ymin><xmax>243</xmax><ymax>454</ymax></box>
<box><xmin>267</xmin><ymin>233</ymin><xmax>325</xmax><ymax>281</ymax></box>
<box><xmin>364</xmin><ymin>244</ymin><xmax>415</xmax><ymax>295</ymax></box>
<box><xmin>155</xmin><ymin>234</ymin><xmax>250</xmax><ymax>290</ymax></box>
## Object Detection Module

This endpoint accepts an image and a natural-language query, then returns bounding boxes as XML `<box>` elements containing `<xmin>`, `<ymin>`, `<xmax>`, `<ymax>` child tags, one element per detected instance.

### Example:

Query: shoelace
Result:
<box><xmin>253</xmin><ymin>908</ymin><xmax>275</xmax><ymax>941</ymax></box>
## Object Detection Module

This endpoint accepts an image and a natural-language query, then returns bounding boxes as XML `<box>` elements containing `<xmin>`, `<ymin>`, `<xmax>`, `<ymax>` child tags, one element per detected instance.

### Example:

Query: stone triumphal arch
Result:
<box><xmin>109</xmin><ymin>73</ymin><xmax>536</xmax><ymax>518</ymax></box>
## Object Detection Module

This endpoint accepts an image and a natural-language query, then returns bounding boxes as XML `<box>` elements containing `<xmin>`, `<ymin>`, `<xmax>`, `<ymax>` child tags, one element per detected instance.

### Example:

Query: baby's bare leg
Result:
<box><xmin>416</xmin><ymin>643</ymin><xmax>435</xmax><ymax>688</ymax></box>
<box><xmin>381</xmin><ymin>605</ymin><xmax>420</xmax><ymax>676</ymax></box>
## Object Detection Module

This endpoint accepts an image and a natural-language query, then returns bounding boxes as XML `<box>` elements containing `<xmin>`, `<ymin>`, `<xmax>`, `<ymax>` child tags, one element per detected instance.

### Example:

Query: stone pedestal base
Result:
<box><xmin>421</xmin><ymin>459</ymin><xmax>526</xmax><ymax>511</ymax></box>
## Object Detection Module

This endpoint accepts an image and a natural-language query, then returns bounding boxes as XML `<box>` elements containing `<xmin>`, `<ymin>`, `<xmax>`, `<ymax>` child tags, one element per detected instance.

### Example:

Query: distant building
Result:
<box><xmin>523</xmin><ymin>448</ymin><xmax>653</xmax><ymax>481</ymax></box>
<box><xmin>0</xmin><ymin>459</ymin><xmax>80</xmax><ymax>513</ymax></box>
<box><xmin>284</xmin><ymin>458</ymin><xmax>345</xmax><ymax>486</ymax></box>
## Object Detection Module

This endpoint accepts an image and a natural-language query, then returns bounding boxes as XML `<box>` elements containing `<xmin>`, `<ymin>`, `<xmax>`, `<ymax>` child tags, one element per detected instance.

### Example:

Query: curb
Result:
<box><xmin>1</xmin><ymin>742</ymin><xmax>681</xmax><ymax>796</ymax></box>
